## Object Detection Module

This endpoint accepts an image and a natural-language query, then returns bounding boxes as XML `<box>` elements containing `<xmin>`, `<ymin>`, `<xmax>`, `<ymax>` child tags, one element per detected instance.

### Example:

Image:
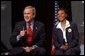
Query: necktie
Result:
<box><xmin>26</xmin><ymin>23</ymin><xmax>33</xmax><ymax>45</ymax></box>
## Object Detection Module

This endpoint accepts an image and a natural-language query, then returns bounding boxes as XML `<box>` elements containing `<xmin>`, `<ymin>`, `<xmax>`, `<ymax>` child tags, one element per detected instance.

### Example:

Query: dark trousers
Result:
<box><xmin>55</xmin><ymin>47</ymin><xmax>80</xmax><ymax>55</ymax></box>
<box><xmin>9</xmin><ymin>47</ymin><xmax>46</xmax><ymax>55</ymax></box>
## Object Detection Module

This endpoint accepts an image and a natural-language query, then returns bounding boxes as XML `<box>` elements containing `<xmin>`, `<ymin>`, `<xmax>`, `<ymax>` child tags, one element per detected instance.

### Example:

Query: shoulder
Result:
<box><xmin>69</xmin><ymin>21</ymin><xmax>78</xmax><ymax>31</ymax></box>
<box><xmin>34</xmin><ymin>21</ymin><xmax>45</xmax><ymax>26</ymax></box>
<box><xmin>69</xmin><ymin>21</ymin><xmax>77</xmax><ymax>27</ymax></box>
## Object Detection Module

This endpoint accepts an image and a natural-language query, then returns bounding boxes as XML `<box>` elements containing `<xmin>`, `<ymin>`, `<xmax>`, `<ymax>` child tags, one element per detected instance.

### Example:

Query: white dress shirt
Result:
<box><xmin>56</xmin><ymin>20</ymin><xmax>70</xmax><ymax>42</ymax></box>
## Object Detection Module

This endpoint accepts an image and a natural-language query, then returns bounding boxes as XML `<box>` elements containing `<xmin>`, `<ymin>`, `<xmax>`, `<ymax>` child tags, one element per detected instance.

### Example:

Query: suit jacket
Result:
<box><xmin>53</xmin><ymin>21</ymin><xmax>80</xmax><ymax>51</ymax></box>
<box><xmin>10</xmin><ymin>21</ymin><xmax>46</xmax><ymax>47</ymax></box>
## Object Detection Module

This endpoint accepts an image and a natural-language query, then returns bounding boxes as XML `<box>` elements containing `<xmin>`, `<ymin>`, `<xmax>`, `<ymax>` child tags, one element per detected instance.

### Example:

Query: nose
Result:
<box><xmin>58</xmin><ymin>15</ymin><xmax>61</xmax><ymax>18</ymax></box>
<box><xmin>24</xmin><ymin>14</ymin><xmax>28</xmax><ymax>16</ymax></box>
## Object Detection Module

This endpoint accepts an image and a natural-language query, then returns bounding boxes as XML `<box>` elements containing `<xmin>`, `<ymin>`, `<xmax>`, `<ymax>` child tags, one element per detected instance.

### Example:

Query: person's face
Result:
<box><xmin>57</xmin><ymin>10</ymin><xmax>67</xmax><ymax>22</ymax></box>
<box><xmin>23</xmin><ymin>8</ymin><xmax>34</xmax><ymax>22</ymax></box>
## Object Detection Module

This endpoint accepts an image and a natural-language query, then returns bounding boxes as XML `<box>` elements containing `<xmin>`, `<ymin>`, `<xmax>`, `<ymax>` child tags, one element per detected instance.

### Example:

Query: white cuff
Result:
<box><xmin>31</xmin><ymin>45</ymin><xmax>38</xmax><ymax>50</ymax></box>
<box><xmin>16</xmin><ymin>35</ymin><xmax>20</xmax><ymax>41</ymax></box>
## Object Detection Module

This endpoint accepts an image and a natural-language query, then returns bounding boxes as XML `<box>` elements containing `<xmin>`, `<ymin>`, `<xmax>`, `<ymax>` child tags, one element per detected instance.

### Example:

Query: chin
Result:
<box><xmin>25</xmin><ymin>20</ymin><xmax>30</xmax><ymax>22</ymax></box>
<box><xmin>59</xmin><ymin>19</ymin><xmax>62</xmax><ymax>21</ymax></box>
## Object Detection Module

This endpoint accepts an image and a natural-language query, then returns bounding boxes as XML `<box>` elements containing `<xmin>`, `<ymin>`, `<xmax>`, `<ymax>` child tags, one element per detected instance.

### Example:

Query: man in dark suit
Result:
<box><xmin>9</xmin><ymin>6</ymin><xmax>46</xmax><ymax>55</ymax></box>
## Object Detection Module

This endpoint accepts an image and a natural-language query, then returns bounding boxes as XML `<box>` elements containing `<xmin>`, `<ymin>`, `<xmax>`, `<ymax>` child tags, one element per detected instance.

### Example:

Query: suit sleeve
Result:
<box><xmin>10</xmin><ymin>22</ymin><xmax>24</xmax><ymax>47</ymax></box>
<box><xmin>69</xmin><ymin>23</ymin><xmax>79</xmax><ymax>48</ymax></box>
<box><xmin>53</xmin><ymin>27</ymin><xmax>63</xmax><ymax>49</ymax></box>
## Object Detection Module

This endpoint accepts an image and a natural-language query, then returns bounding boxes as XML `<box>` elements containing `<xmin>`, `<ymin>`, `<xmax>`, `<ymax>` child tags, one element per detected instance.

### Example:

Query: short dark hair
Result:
<box><xmin>57</xmin><ymin>8</ymin><xmax>69</xmax><ymax>20</ymax></box>
<box><xmin>57</xmin><ymin>8</ymin><xmax>68</xmax><ymax>15</ymax></box>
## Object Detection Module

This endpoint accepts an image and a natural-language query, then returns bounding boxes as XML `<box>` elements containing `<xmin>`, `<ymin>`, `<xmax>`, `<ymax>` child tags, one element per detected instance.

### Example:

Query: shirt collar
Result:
<box><xmin>65</xmin><ymin>20</ymin><xmax>70</xmax><ymax>28</ymax></box>
<box><xmin>30</xmin><ymin>20</ymin><xmax>34</xmax><ymax>25</ymax></box>
<box><xmin>56</xmin><ymin>20</ymin><xmax>70</xmax><ymax>29</ymax></box>
<box><xmin>26</xmin><ymin>20</ymin><xmax>34</xmax><ymax>25</ymax></box>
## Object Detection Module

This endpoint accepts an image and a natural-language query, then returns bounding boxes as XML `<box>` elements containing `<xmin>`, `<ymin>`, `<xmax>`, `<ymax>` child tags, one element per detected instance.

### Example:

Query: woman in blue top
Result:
<box><xmin>53</xmin><ymin>8</ymin><xmax>80</xmax><ymax>55</ymax></box>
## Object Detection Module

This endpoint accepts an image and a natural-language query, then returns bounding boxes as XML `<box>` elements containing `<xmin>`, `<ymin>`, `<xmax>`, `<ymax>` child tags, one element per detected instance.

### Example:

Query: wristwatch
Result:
<box><xmin>31</xmin><ymin>45</ymin><xmax>38</xmax><ymax>49</ymax></box>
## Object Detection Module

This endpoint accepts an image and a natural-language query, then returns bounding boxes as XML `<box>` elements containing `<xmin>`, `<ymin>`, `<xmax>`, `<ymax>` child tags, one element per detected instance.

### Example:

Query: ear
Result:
<box><xmin>33</xmin><ymin>14</ymin><xmax>35</xmax><ymax>18</ymax></box>
<box><xmin>33</xmin><ymin>15</ymin><xmax>35</xmax><ymax>18</ymax></box>
<box><xmin>65</xmin><ymin>14</ymin><xmax>68</xmax><ymax>18</ymax></box>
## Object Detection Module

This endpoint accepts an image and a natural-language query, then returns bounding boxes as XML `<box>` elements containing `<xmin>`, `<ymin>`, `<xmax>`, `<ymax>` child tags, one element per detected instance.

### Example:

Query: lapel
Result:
<box><xmin>23</xmin><ymin>21</ymin><xmax>26</xmax><ymax>30</ymax></box>
<box><xmin>33</xmin><ymin>21</ymin><xmax>38</xmax><ymax>41</ymax></box>
<box><xmin>56</xmin><ymin>28</ymin><xmax>64</xmax><ymax>43</ymax></box>
<box><xmin>19</xmin><ymin>21</ymin><xmax>26</xmax><ymax>31</ymax></box>
<box><xmin>66</xmin><ymin>24</ymin><xmax>73</xmax><ymax>42</ymax></box>
<box><xmin>55</xmin><ymin>22</ymin><xmax>65</xmax><ymax>43</ymax></box>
